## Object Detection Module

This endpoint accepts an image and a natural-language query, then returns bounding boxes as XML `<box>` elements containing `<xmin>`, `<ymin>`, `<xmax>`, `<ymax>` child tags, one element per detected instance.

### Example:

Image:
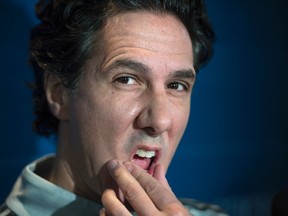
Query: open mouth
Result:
<box><xmin>132</xmin><ymin>149</ymin><xmax>157</xmax><ymax>172</ymax></box>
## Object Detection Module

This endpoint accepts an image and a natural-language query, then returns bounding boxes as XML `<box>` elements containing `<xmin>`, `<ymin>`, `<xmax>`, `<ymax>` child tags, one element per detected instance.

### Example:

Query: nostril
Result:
<box><xmin>142</xmin><ymin>127</ymin><xmax>157</xmax><ymax>136</ymax></box>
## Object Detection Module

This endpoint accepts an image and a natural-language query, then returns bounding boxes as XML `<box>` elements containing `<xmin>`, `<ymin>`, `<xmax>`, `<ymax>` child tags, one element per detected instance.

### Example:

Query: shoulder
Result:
<box><xmin>179</xmin><ymin>198</ymin><xmax>229</xmax><ymax>216</ymax></box>
<box><xmin>0</xmin><ymin>204</ymin><xmax>17</xmax><ymax>216</ymax></box>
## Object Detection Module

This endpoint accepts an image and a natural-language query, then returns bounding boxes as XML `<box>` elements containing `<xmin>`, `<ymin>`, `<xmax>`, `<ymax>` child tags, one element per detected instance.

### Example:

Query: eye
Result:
<box><xmin>167</xmin><ymin>82</ymin><xmax>188</xmax><ymax>92</ymax></box>
<box><xmin>115</xmin><ymin>76</ymin><xmax>138</xmax><ymax>85</ymax></box>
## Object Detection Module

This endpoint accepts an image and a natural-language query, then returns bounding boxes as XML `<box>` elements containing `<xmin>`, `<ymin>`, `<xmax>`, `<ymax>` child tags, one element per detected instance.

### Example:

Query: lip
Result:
<box><xmin>129</xmin><ymin>145</ymin><xmax>161</xmax><ymax>175</ymax></box>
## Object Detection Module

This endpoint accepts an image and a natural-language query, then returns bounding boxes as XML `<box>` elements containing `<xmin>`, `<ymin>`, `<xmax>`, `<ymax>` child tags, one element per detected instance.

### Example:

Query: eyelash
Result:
<box><xmin>114</xmin><ymin>75</ymin><xmax>138</xmax><ymax>85</ymax></box>
<box><xmin>167</xmin><ymin>81</ymin><xmax>189</xmax><ymax>92</ymax></box>
<box><xmin>114</xmin><ymin>75</ymin><xmax>190</xmax><ymax>93</ymax></box>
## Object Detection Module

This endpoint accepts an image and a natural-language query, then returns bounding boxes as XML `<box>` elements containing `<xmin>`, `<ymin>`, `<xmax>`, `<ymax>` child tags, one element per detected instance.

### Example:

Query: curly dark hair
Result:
<box><xmin>30</xmin><ymin>0</ymin><xmax>215</xmax><ymax>136</ymax></box>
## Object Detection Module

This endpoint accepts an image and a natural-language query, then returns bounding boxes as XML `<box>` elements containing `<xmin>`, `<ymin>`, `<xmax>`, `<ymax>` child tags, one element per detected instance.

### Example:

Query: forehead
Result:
<box><xmin>101</xmin><ymin>11</ymin><xmax>193</xmax><ymax>62</ymax></box>
<box><xmin>104</xmin><ymin>11</ymin><xmax>190</xmax><ymax>38</ymax></box>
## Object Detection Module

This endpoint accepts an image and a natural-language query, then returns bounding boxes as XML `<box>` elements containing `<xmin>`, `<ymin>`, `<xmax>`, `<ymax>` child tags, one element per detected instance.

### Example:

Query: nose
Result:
<box><xmin>135</xmin><ymin>91</ymin><xmax>172</xmax><ymax>136</ymax></box>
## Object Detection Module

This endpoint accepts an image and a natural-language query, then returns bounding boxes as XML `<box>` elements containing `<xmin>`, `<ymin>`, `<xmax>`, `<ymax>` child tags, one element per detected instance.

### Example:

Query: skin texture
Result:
<box><xmin>101</xmin><ymin>160</ymin><xmax>191</xmax><ymax>216</ymax></box>
<box><xmin>45</xmin><ymin>11</ymin><xmax>194</xmax><ymax>214</ymax></box>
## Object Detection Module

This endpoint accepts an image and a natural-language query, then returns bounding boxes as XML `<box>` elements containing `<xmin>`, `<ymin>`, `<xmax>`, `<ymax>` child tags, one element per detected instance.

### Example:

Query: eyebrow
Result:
<box><xmin>105</xmin><ymin>59</ymin><xmax>151</xmax><ymax>74</ymax></box>
<box><xmin>105</xmin><ymin>59</ymin><xmax>195</xmax><ymax>80</ymax></box>
<box><xmin>172</xmin><ymin>69</ymin><xmax>196</xmax><ymax>80</ymax></box>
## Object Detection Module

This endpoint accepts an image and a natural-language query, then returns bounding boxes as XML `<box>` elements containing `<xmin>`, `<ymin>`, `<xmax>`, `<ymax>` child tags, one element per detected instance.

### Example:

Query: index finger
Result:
<box><xmin>107</xmin><ymin>159</ymin><xmax>159</xmax><ymax>215</ymax></box>
<box><xmin>123</xmin><ymin>161</ymin><xmax>181</xmax><ymax>210</ymax></box>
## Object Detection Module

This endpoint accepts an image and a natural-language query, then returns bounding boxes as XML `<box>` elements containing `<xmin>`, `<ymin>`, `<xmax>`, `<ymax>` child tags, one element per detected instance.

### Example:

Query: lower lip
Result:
<box><xmin>147</xmin><ymin>160</ymin><xmax>157</xmax><ymax>175</ymax></box>
<box><xmin>147</xmin><ymin>166</ymin><xmax>154</xmax><ymax>175</ymax></box>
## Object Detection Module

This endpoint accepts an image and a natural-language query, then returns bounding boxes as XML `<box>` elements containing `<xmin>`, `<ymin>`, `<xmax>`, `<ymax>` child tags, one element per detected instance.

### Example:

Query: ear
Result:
<box><xmin>44</xmin><ymin>72</ymin><xmax>69</xmax><ymax>120</ymax></box>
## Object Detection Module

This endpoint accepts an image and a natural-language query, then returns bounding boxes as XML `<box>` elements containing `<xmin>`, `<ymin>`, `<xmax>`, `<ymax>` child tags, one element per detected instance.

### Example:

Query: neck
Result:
<box><xmin>47</xmin><ymin>122</ymin><xmax>103</xmax><ymax>204</ymax></box>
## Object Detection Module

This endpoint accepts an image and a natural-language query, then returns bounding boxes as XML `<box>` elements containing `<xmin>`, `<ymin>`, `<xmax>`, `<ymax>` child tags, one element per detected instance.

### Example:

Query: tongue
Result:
<box><xmin>132</xmin><ymin>155</ymin><xmax>151</xmax><ymax>170</ymax></box>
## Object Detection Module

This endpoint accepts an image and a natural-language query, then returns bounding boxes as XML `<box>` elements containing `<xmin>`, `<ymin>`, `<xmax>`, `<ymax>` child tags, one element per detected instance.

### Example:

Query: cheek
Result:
<box><xmin>114</xmin><ymin>100</ymin><xmax>142</xmax><ymax>125</ymax></box>
<box><xmin>70</xmin><ymin>92</ymin><xmax>142</xmax><ymax>147</ymax></box>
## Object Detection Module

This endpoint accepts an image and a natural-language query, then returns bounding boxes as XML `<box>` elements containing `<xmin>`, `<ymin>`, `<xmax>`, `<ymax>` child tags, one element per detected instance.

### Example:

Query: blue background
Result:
<box><xmin>0</xmin><ymin>0</ymin><xmax>287</xmax><ymax>214</ymax></box>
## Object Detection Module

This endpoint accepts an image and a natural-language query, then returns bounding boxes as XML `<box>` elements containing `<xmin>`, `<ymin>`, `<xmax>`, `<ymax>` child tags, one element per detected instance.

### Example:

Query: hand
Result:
<box><xmin>100</xmin><ymin>159</ymin><xmax>191</xmax><ymax>216</ymax></box>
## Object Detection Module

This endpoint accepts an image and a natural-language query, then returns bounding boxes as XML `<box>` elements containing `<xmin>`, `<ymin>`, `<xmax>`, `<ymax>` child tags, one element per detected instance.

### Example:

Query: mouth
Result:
<box><xmin>131</xmin><ymin>148</ymin><xmax>158</xmax><ymax>174</ymax></box>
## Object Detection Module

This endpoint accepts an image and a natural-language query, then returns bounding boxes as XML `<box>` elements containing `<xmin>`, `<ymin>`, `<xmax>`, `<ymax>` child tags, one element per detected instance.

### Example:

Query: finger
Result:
<box><xmin>124</xmin><ymin>161</ymin><xmax>180</xmax><ymax>210</ymax></box>
<box><xmin>107</xmin><ymin>159</ymin><xmax>158</xmax><ymax>215</ymax></box>
<box><xmin>101</xmin><ymin>188</ymin><xmax>132</xmax><ymax>216</ymax></box>
<box><xmin>152</xmin><ymin>164</ymin><xmax>171</xmax><ymax>191</ymax></box>
<box><xmin>99</xmin><ymin>208</ymin><xmax>108</xmax><ymax>216</ymax></box>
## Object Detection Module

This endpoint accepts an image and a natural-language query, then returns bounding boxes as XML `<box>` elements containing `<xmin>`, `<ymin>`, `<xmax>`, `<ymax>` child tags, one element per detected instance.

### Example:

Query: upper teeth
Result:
<box><xmin>136</xmin><ymin>149</ymin><xmax>156</xmax><ymax>158</ymax></box>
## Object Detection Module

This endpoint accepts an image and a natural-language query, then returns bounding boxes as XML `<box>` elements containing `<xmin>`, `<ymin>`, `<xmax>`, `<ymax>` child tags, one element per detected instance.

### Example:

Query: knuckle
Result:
<box><xmin>124</xmin><ymin>185</ymin><xmax>140</xmax><ymax>201</ymax></box>
<box><xmin>101</xmin><ymin>189</ymin><xmax>132</xmax><ymax>216</ymax></box>
<box><xmin>144</xmin><ymin>180</ymin><xmax>160</xmax><ymax>195</ymax></box>
<box><xmin>135</xmin><ymin>171</ymin><xmax>160</xmax><ymax>195</ymax></box>
<box><xmin>114</xmin><ymin>209</ymin><xmax>131</xmax><ymax>216</ymax></box>
<box><xmin>112</xmin><ymin>164</ymin><xmax>126</xmax><ymax>178</ymax></box>
<box><xmin>101</xmin><ymin>189</ymin><xmax>113</xmax><ymax>204</ymax></box>
<box><xmin>107</xmin><ymin>207</ymin><xmax>131</xmax><ymax>216</ymax></box>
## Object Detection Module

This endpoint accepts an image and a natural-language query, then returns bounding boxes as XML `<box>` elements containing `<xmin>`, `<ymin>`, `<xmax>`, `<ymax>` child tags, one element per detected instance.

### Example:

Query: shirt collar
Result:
<box><xmin>6</xmin><ymin>155</ymin><xmax>102</xmax><ymax>216</ymax></box>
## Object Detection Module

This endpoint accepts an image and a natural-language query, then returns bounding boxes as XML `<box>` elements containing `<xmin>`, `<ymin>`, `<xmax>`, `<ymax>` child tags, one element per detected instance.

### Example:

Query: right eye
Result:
<box><xmin>115</xmin><ymin>76</ymin><xmax>138</xmax><ymax>85</ymax></box>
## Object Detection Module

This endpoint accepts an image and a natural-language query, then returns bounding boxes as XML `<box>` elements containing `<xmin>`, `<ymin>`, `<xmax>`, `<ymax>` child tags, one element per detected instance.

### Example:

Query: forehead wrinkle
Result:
<box><xmin>103</xmin><ymin>59</ymin><xmax>151</xmax><ymax>75</ymax></box>
<box><xmin>103</xmin><ymin>12</ymin><xmax>192</xmax><ymax>55</ymax></box>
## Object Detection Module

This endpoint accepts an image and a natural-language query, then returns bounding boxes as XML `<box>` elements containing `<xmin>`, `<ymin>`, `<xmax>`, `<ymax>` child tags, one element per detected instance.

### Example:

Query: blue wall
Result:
<box><xmin>168</xmin><ymin>0</ymin><xmax>288</xmax><ymax>204</ymax></box>
<box><xmin>1</xmin><ymin>0</ymin><xmax>287</xmax><ymax>210</ymax></box>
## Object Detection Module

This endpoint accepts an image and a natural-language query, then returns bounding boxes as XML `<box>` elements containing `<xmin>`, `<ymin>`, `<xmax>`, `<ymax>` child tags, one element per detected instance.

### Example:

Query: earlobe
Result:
<box><xmin>44</xmin><ymin>72</ymin><xmax>69</xmax><ymax>120</ymax></box>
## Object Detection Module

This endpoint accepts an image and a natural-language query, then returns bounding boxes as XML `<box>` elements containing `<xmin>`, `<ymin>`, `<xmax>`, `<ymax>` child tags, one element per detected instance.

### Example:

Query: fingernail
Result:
<box><xmin>107</xmin><ymin>159</ymin><xmax>118</xmax><ymax>172</ymax></box>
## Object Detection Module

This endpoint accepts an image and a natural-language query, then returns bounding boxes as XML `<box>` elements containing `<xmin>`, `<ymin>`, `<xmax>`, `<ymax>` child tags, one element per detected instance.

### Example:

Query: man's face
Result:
<box><xmin>64</xmin><ymin>12</ymin><xmax>194</xmax><ymax>200</ymax></box>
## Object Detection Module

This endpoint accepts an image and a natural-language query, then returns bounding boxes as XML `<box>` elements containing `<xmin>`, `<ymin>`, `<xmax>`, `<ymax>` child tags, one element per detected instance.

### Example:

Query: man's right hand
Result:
<box><xmin>100</xmin><ymin>159</ymin><xmax>191</xmax><ymax>216</ymax></box>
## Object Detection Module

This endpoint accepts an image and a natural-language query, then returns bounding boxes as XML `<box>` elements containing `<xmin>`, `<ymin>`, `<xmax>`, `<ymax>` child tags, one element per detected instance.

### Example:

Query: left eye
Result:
<box><xmin>167</xmin><ymin>82</ymin><xmax>187</xmax><ymax>91</ymax></box>
<box><xmin>115</xmin><ymin>76</ymin><xmax>137</xmax><ymax>85</ymax></box>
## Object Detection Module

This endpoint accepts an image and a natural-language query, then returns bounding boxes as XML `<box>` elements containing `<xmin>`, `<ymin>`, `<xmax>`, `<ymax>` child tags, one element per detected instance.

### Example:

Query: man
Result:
<box><xmin>1</xmin><ymin>0</ymin><xmax>227</xmax><ymax>215</ymax></box>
